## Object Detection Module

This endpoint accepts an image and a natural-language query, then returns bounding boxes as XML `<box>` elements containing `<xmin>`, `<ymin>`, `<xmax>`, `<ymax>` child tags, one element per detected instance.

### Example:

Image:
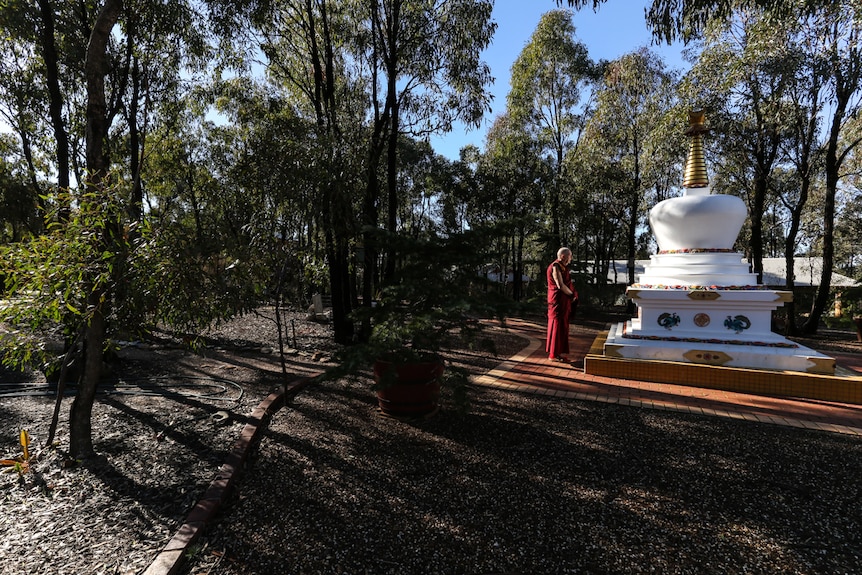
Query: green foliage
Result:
<box><xmin>402</xmin><ymin>0</ymin><xmax>497</xmax><ymax>132</ymax></box>
<box><xmin>508</xmin><ymin>9</ymin><xmax>597</xmax><ymax>148</ymax></box>
<box><xmin>122</xmin><ymin>221</ymin><xmax>268</xmax><ymax>337</ymax></box>
<box><xmin>563</xmin><ymin>0</ymin><xmax>826</xmax><ymax>44</ymax></box>
<box><xmin>0</xmin><ymin>175</ymin><xmax>273</xmax><ymax>372</ymax></box>
<box><xmin>835</xmin><ymin>286</ymin><xmax>862</xmax><ymax>319</ymax></box>
<box><xmin>569</xmin><ymin>48</ymin><xmax>680</xmax><ymax>282</ymax></box>
<box><xmin>0</xmin><ymin>141</ymin><xmax>38</xmax><ymax>242</ymax></box>
<box><xmin>337</xmin><ymin>226</ymin><xmax>517</xmax><ymax>374</ymax></box>
<box><xmin>506</xmin><ymin>8</ymin><xmax>599</xmax><ymax>249</ymax></box>
<box><xmin>472</xmin><ymin>114</ymin><xmax>550</xmax><ymax>300</ymax></box>
<box><xmin>0</xmin><ymin>187</ymin><xmax>130</xmax><ymax>371</ymax></box>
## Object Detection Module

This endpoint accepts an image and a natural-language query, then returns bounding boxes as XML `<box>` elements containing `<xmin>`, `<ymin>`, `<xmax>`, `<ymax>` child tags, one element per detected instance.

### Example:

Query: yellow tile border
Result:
<box><xmin>583</xmin><ymin>353</ymin><xmax>862</xmax><ymax>405</ymax></box>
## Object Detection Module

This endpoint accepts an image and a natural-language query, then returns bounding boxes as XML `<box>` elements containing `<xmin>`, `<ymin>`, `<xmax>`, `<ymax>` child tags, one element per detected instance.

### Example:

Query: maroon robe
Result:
<box><xmin>546</xmin><ymin>259</ymin><xmax>574</xmax><ymax>359</ymax></box>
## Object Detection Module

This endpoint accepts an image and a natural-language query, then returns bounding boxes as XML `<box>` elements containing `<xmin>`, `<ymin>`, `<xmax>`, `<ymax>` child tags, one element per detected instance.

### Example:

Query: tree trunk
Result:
<box><xmin>384</xmin><ymin>77</ymin><xmax>399</xmax><ymax>283</ymax></box>
<box><xmin>802</xmin><ymin>157</ymin><xmax>837</xmax><ymax>335</ymax></box>
<box><xmin>782</xmin><ymin>173</ymin><xmax>810</xmax><ymax>336</ymax></box>
<box><xmin>69</xmin><ymin>295</ymin><xmax>104</xmax><ymax>458</ymax></box>
<box><xmin>361</xmin><ymin>41</ymin><xmax>388</xmax><ymax>339</ymax></box>
<box><xmin>128</xmin><ymin>54</ymin><xmax>144</xmax><ymax>223</ymax></box>
<box><xmin>324</xmin><ymin>225</ymin><xmax>354</xmax><ymax>344</ymax></box>
<box><xmin>551</xmin><ymin>143</ymin><xmax>563</xmax><ymax>251</ymax></box>
<box><xmin>37</xmin><ymin>0</ymin><xmax>71</xmax><ymax>221</ymax></box>
<box><xmin>802</xmin><ymin>76</ymin><xmax>855</xmax><ymax>334</ymax></box>
<box><xmin>18</xmin><ymin>127</ymin><xmax>43</xmax><ymax>216</ymax></box>
<box><xmin>362</xmin><ymin>147</ymin><xmax>383</xmax><ymax>340</ymax></box>
<box><xmin>514</xmin><ymin>226</ymin><xmax>525</xmax><ymax>301</ymax></box>
<box><xmin>69</xmin><ymin>0</ymin><xmax>123</xmax><ymax>459</ymax></box>
<box><xmin>383</xmin><ymin>0</ymin><xmax>401</xmax><ymax>284</ymax></box>
<box><xmin>84</xmin><ymin>1</ymin><xmax>122</xmax><ymax>179</ymax></box>
<box><xmin>750</xmin><ymin>172</ymin><xmax>767</xmax><ymax>285</ymax></box>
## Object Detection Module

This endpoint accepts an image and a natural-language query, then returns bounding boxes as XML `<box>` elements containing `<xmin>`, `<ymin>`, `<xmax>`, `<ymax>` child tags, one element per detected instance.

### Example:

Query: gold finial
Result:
<box><xmin>683</xmin><ymin>110</ymin><xmax>709</xmax><ymax>188</ymax></box>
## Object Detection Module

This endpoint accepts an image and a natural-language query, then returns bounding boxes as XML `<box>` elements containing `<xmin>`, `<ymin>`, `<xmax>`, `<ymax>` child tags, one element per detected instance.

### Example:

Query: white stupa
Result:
<box><xmin>604</xmin><ymin>111</ymin><xmax>834</xmax><ymax>375</ymax></box>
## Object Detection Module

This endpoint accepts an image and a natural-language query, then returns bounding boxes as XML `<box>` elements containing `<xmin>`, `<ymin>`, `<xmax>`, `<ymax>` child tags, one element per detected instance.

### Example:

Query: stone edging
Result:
<box><xmin>141</xmin><ymin>377</ymin><xmax>316</xmax><ymax>575</ymax></box>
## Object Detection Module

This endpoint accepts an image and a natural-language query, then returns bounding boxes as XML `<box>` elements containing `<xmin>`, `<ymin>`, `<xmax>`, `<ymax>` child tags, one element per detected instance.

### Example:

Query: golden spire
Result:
<box><xmin>682</xmin><ymin>110</ymin><xmax>709</xmax><ymax>188</ymax></box>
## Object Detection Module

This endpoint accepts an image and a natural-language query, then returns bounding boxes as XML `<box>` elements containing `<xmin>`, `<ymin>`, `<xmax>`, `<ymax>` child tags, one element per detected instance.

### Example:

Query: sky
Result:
<box><xmin>429</xmin><ymin>0</ymin><xmax>691</xmax><ymax>161</ymax></box>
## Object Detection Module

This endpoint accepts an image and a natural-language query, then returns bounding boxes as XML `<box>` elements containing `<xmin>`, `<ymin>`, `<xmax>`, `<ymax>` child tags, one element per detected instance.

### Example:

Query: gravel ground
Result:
<box><xmin>180</xmin><ymin>379</ymin><xmax>862</xmax><ymax>575</ymax></box>
<box><xmin>1</xmin><ymin>309</ymin><xmax>861</xmax><ymax>575</ymax></box>
<box><xmin>0</xmin><ymin>308</ymin><xmax>525</xmax><ymax>575</ymax></box>
<box><xmin>0</xmin><ymin>308</ymin><xmax>336</xmax><ymax>575</ymax></box>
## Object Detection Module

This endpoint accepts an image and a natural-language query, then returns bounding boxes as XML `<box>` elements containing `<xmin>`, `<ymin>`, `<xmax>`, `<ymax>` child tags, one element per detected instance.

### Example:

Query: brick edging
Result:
<box><xmin>141</xmin><ymin>376</ymin><xmax>316</xmax><ymax>575</ymax></box>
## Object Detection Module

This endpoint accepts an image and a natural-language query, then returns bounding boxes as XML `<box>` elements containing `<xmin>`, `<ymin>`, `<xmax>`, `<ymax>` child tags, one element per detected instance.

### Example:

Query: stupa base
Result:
<box><xmin>604</xmin><ymin>321</ymin><xmax>834</xmax><ymax>374</ymax></box>
<box><xmin>584</xmin><ymin>329</ymin><xmax>862</xmax><ymax>405</ymax></box>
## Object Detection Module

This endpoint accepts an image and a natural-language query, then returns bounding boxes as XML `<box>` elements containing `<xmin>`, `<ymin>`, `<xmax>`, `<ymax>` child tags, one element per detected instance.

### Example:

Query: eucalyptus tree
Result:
<box><xmin>0</xmin><ymin>0</ymin><xmax>258</xmax><ymax>457</ymax></box>
<box><xmin>252</xmin><ymin>0</ymin><xmax>370</xmax><ymax>344</ymax></box>
<box><xmin>118</xmin><ymin>2</ymin><xmax>212</xmax><ymax>223</ymax></box>
<box><xmin>66</xmin><ymin>0</ymin><xmax>245</xmax><ymax>455</ymax></box>
<box><xmin>477</xmin><ymin>113</ymin><xmax>549</xmax><ymax>301</ymax></box>
<box><xmin>35</xmin><ymin>0</ymin><xmax>68</xmax><ymax>206</ymax></box>
<box><xmin>249</xmin><ymin>0</ymin><xmax>495</xmax><ymax>338</ymax></box>
<box><xmin>0</xmin><ymin>0</ymin><xmax>87</xmax><ymax>219</ymax></box>
<box><xmin>563</xmin><ymin>138</ymin><xmax>630</xmax><ymax>292</ymax></box>
<box><xmin>508</xmin><ymin>9</ymin><xmax>598</xmax><ymax>251</ymax></box>
<box><xmin>798</xmin><ymin>1</ymin><xmax>862</xmax><ymax>334</ymax></box>
<box><xmin>1</xmin><ymin>0</ymin><xmax>136</xmax><ymax>457</ymax></box>
<box><xmin>774</xmin><ymin>13</ymin><xmax>831</xmax><ymax>334</ymax></box>
<box><xmin>130</xmin><ymin>105</ymin><xmax>278</xmax><ymax>335</ymax></box>
<box><xmin>428</xmin><ymin>143</ymin><xmax>499</xmax><ymax>245</ymax></box>
<box><xmin>365</xmin><ymin>0</ymin><xmax>495</xmax><ymax>284</ymax></box>
<box><xmin>0</xmin><ymin>135</ymin><xmax>38</xmax><ymax>241</ymax></box>
<box><xmin>583</xmin><ymin>48</ymin><xmax>678</xmax><ymax>286</ymax></box>
<box><xmin>835</xmin><ymin>174</ymin><xmax>862</xmax><ymax>282</ymax></box>
<box><xmin>395</xmin><ymin>138</ymin><xmax>452</xmax><ymax>240</ymax></box>
<box><xmin>47</xmin><ymin>0</ymin><xmax>124</xmax><ymax>458</ymax></box>
<box><xmin>127</xmin><ymin>91</ymin><xmax>324</xmax><ymax>388</ymax></box>
<box><xmin>437</xmin><ymin>144</ymin><xmax>480</xmax><ymax>235</ymax></box>
<box><xmin>562</xmin><ymin>0</ymin><xmax>841</xmax><ymax>44</ymax></box>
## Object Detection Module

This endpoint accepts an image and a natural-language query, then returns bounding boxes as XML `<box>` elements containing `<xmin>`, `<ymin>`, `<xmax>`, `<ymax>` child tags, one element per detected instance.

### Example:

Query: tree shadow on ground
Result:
<box><xmin>188</xmin><ymin>380</ymin><xmax>862</xmax><ymax>574</ymax></box>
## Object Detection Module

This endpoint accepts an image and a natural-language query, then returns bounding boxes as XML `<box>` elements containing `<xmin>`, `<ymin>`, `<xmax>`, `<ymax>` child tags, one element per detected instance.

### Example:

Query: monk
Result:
<box><xmin>546</xmin><ymin>247</ymin><xmax>578</xmax><ymax>362</ymax></box>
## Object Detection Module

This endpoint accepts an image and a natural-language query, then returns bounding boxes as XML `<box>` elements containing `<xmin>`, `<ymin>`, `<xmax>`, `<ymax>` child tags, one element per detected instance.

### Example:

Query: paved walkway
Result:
<box><xmin>474</xmin><ymin>317</ymin><xmax>862</xmax><ymax>437</ymax></box>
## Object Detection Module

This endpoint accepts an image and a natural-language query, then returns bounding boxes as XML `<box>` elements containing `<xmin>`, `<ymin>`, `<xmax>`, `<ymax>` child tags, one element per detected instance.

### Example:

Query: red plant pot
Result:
<box><xmin>373</xmin><ymin>356</ymin><xmax>444</xmax><ymax>417</ymax></box>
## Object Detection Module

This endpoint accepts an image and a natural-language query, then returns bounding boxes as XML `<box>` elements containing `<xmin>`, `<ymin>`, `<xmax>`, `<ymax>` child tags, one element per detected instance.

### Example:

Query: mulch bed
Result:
<box><xmin>0</xmin><ymin>308</ymin><xmax>526</xmax><ymax>575</ymax></box>
<box><xmin>1</xmin><ymin>308</ymin><xmax>861</xmax><ymax>575</ymax></box>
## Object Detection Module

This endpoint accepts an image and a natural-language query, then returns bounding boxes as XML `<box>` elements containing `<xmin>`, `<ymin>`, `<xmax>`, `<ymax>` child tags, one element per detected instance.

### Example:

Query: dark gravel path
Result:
<box><xmin>181</xmin><ymin>377</ymin><xmax>862</xmax><ymax>575</ymax></box>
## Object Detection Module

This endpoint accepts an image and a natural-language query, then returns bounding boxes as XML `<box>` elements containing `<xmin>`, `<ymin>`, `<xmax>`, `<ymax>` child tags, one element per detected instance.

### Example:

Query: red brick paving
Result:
<box><xmin>476</xmin><ymin>318</ymin><xmax>862</xmax><ymax>436</ymax></box>
<box><xmin>831</xmin><ymin>351</ymin><xmax>862</xmax><ymax>375</ymax></box>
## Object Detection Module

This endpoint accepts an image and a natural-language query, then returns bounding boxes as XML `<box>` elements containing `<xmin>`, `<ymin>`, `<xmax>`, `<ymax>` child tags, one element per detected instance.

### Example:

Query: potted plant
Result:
<box><xmin>339</xmin><ymin>227</ymin><xmax>515</xmax><ymax>418</ymax></box>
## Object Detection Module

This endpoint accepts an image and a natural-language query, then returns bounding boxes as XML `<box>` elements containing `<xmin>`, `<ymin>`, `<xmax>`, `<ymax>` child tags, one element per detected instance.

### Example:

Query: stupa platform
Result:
<box><xmin>604</xmin><ymin>320</ymin><xmax>835</xmax><ymax>374</ymax></box>
<box><xmin>606</xmin><ymin>284</ymin><xmax>835</xmax><ymax>375</ymax></box>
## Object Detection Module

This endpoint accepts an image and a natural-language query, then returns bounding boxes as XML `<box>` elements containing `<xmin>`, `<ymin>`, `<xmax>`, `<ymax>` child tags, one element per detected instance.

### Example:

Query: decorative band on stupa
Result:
<box><xmin>682</xmin><ymin>110</ymin><xmax>709</xmax><ymax>188</ymax></box>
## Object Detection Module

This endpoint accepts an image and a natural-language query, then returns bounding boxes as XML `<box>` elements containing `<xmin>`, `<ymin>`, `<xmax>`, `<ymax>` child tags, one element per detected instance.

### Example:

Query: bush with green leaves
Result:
<box><xmin>336</xmin><ymin>226</ymin><xmax>518</xmax><ymax>408</ymax></box>
<box><xmin>0</xmin><ymin>189</ymin><xmax>131</xmax><ymax>372</ymax></box>
<box><xmin>1</xmin><ymin>184</ymin><xmax>273</xmax><ymax>371</ymax></box>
